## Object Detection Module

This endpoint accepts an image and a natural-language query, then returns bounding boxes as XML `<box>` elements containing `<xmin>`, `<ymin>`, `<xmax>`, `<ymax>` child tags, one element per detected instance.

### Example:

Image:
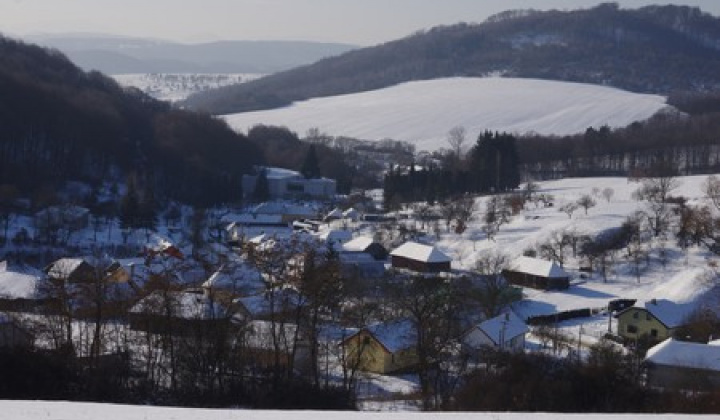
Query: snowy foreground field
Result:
<box><xmin>1</xmin><ymin>401</ymin><xmax>712</xmax><ymax>420</ymax></box>
<box><xmin>224</xmin><ymin>77</ymin><xmax>668</xmax><ymax>151</ymax></box>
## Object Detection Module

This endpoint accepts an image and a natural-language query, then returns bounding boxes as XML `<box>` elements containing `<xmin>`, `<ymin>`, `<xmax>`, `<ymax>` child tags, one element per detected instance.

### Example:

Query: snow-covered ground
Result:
<box><xmin>113</xmin><ymin>73</ymin><xmax>263</xmax><ymax>102</ymax></box>
<box><xmin>427</xmin><ymin>176</ymin><xmax>719</xmax><ymax>323</ymax></box>
<box><xmin>0</xmin><ymin>400</ymin><xmax>710</xmax><ymax>419</ymax></box>
<box><xmin>223</xmin><ymin>77</ymin><xmax>669</xmax><ymax>151</ymax></box>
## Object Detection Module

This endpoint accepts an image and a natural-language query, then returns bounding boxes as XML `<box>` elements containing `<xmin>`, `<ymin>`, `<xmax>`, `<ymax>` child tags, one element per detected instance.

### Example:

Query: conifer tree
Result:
<box><xmin>301</xmin><ymin>145</ymin><xmax>321</xmax><ymax>179</ymax></box>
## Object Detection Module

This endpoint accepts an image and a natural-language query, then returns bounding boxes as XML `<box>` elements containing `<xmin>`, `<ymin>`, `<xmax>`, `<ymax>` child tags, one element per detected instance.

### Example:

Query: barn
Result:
<box><xmin>503</xmin><ymin>256</ymin><xmax>570</xmax><ymax>290</ymax></box>
<box><xmin>390</xmin><ymin>241</ymin><xmax>451</xmax><ymax>273</ymax></box>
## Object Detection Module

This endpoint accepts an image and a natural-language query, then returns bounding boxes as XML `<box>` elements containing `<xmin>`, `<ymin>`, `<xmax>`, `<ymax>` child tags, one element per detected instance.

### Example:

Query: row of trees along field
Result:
<box><xmin>383</xmin><ymin>131</ymin><xmax>520</xmax><ymax>208</ymax></box>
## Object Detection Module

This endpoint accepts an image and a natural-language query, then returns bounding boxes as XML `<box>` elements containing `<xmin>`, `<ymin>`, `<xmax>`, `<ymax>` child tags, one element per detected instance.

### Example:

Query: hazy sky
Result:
<box><xmin>3</xmin><ymin>0</ymin><xmax>720</xmax><ymax>45</ymax></box>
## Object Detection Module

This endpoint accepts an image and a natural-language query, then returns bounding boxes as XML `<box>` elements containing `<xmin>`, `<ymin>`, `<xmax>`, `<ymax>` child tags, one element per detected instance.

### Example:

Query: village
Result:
<box><xmin>0</xmin><ymin>164</ymin><xmax>719</xmax><ymax>409</ymax></box>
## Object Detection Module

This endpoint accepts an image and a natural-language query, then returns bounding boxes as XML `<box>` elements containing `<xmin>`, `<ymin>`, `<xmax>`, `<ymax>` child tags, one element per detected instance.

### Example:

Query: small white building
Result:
<box><xmin>644</xmin><ymin>338</ymin><xmax>720</xmax><ymax>390</ymax></box>
<box><xmin>390</xmin><ymin>241</ymin><xmax>451</xmax><ymax>273</ymax></box>
<box><xmin>462</xmin><ymin>311</ymin><xmax>529</xmax><ymax>354</ymax></box>
<box><xmin>243</xmin><ymin>166</ymin><xmax>336</xmax><ymax>199</ymax></box>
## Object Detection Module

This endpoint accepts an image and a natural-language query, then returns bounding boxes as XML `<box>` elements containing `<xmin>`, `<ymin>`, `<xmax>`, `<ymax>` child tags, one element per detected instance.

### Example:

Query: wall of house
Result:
<box><xmin>617</xmin><ymin>309</ymin><xmax>672</xmax><ymax>342</ymax></box>
<box><xmin>646</xmin><ymin>364</ymin><xmax>720</xmax><ymax>391</ymax></box>
<box><xmin>391</xmin><ymin>256</ymin><xmax>450</xmax><ymax>273</ymax></box>
<box><xmin>503</xmin><ymin>271</ymin><xmax>569</xmax><ymax>290</ymax></box>
<box><xmin>343</xmin><ymin>331</ymin><xmax>388</xmax><ymax>374</ymax></box>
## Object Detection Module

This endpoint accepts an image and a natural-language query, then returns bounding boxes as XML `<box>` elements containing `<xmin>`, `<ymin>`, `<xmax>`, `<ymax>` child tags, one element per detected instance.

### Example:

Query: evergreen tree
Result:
<box><xmin>301</xmin><ymin>145</ymin><xmax>321</xmax><ymax>179</ymax></box>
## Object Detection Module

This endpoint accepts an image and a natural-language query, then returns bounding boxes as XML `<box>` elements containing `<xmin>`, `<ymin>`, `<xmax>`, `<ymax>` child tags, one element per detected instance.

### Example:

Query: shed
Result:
<box><xmin>342</xmin><ymin>236</ymin><xmax>389</xmax><ymax>261</ymax></box>
<box><xmin>503</xmin><ymin>256</ymin><xmax>569</xmax><ymax>290</ymax></box>
<box><xmin>390</xmin><ymin>241</ymin><xmax>451</xmax><ymax>273</ymax></box>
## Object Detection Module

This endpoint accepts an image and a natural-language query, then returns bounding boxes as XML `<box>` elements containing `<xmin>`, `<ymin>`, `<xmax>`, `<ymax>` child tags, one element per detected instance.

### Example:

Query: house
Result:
<box><xmin>129</xmin><ymin>290</ymin><xmax>230</xmax><ymax>334</ymax></box>
<box><xmin>390</xmin><ymin>241</ymin><xmax>451</xmax><ymax>273</ymax></box>
<box><xmin>44</xmin><ymin>258</ymin><xmax>96</xmax><ymax>283</ymax></box>
<box><xmin>644</xmin><ymin>338</ymin><xmax>720</xmax><ymax>391</ymax></box>
<box><xmin>0</xmin><ymin>262</ymin><xmax>45</xmax><ymax>311</ymax></box>
<box><xmin>202</xmin><ymin>262</ymin><xmax>265</xmax><ymax>301</ymax></box>
<box><xmin>242</xmin><ymin>166</ymin><xmax>336</xmax><ymax>200</ymax></box>
<box><xmin>233</xmin><ymin>287</ymin><xmax>304</xmax><ymax>322</ymax></box>
<box><xmin>0</xmin><ymin>313</ymin><xmax>33</xmax><ymax>348</ymax></box>
<box><xmin>462</xmin><ymin>312</ymin><xmax>529</xmax><ymax>356</ymax></box>
<box><xmin>615</xmin><ymin>299</ymin><xmax>694</xmax><ymax>344</ymax></box>
<box><xmin>342</xmin><ymin>236</ymin><xmax>389</xmax><ymax>261</ymax></box>
<box><xmin>225</xmin><ymin>214</ymin><xmax>290</xmax><ymax>244</ymax></box>
<box><xmin>341</xmin><ymin>319</ymin><xmax>418</xmax><ymax>374</ymax></box>
<box><xmin>503</xmin><ymin>256</ymin><xmax>570</xmax><ymax>290</ymax></box>
<box><xmin>144</xmin><ymin>234</ymin><xmax>183</xmax><ymax>260</ymax></box>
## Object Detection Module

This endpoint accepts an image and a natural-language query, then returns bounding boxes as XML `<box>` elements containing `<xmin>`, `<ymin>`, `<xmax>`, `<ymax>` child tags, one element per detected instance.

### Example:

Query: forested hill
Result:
<box><xmin>0</xmin><ymin>35</ymin><xmax>264</xmax><ymax>206</ymax></box>
<box><xmin>184</xmin><ymin>3</ymin><xmax>720</xmax><ymax>115</ymax></box>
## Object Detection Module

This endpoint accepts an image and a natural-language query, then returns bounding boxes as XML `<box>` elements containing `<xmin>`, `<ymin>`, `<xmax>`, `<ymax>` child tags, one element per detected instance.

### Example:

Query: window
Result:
<box><xmin>650</xmin><ymin>329</ymin><xmax>658</xmax><ymax>337</ymax></box>
<box><xmin>646</xmin><ymin>313</ymin><xmax>651</xmax><ymax>321</ymax></box>
<box><xmin>627</xmin><ymin>325</ymin><xmax>638</xmax><ymax>334</ymax></box>
<box><xmin>633</xmin><ymin>312</ymin><xmax>639</xmax><ymax>319</ymax></box>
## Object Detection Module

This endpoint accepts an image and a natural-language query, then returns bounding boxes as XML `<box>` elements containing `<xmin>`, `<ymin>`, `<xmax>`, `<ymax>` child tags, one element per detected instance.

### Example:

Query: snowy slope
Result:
<box><xmin>0</xmin><ymin>400</ymin><xmax>706</xmax><ymax>419</ymax></box>
<box><xmin>223</xmin><ymin>77</ymin><xmax>669</xmax><ymax>151</ymax></box>
<box><xmin>429</xmin><ymin>176</ymin><xmax>718</xmax><ymax>322</ymax></box>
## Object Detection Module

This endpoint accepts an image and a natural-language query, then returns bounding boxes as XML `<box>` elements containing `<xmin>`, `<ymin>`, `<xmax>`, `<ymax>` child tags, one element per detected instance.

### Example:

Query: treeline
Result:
<box><xmin>517</xmin><ymin>106</ymin><xmax>720</xmax><ymax>179</ymax></box>
<box><xmin>185</xmin><ymin>3</ymin><xmax>720</xmax><ymax>114</ymax></box>
<box><xmin>383</xmin><ymin>132</ymin><xmax>520</xmax><ymax>207</ymax></box>
<box><xmin>0</xmin><ymin>35</ymin><xmax>263</xmax><ymax>207</ymax></box>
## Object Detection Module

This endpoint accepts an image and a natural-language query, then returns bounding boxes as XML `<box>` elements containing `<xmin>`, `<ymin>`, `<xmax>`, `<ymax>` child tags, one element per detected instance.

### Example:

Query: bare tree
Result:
<box><xmin>447</xmin><ymin>126</ymin><xmax>467</xmax><ymax>161</ymax></box>
<box><xmin>577</xmin><ymin>194</ymin><xmax>597</xmax><ymax>215</ymax></box>
<box><xmin>602</xmin><ymin>187</ymin><xmax>615</xmax><ymax>203</ymax></box>
<box><xmin>703</xmin><ymin>175</ymin><xmax>720</xmax><ymax>211</ymax></box>
<box><xmin>559</xmin><ymin>202</ymin><xmax>579</xmax><ymax>219</ymax></box>
<box><xmin>472</xmin><ymin>252</ymin><xmax>521</xmax><ymax>319</ymax></box>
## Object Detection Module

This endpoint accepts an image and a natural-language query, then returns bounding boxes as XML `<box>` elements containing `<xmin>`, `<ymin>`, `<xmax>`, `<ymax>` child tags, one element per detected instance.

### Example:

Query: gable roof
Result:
<box><xmin>508</xmin><ymin>256</ymin><xmax>568</xmax><ymax>279</ymax></box>
<box><xmin>130</xmin><ymin>291</ymin><xmax>228</xmax><ymax>320</ymax></box>
<box><xmin>342</xmin><ymin>236</ymin><xmax>374</xmax><ymax>252</ymax></box>
<box><xmin>365</xmin><ymin>319</ymin><xmax>416</xmax><ymax>353</ymax></box>
<box><xmin>621</xmin><ymin>299</ymin><xmax>694</xmax><ymax>329</ymax></box>
<box><xmin>474</xmin><ymin>311</ymin><xmax>529</xmax><ymax>345</ymax></box>
<box><xmin>0</xmin><ymin>263</ymin><xmax>42</xmax><ymax>300</ymax></box>
<box><xmin>203</xmin><ymin>263</ymin><xmax>264</xmax><ymax>296</ymax></box>
<box><xmin>645</xmin><ymin>338</ymin><xmax>720</xmax><ymax>371</ymax></box>
<box><xmin>45</xmin><ymin>258</ymin><xmax>91</xmax><ymax>279</ymax></box>
<box><xmin>390</xmin><ymin>241</ymin><xmax>451</xmax><ymax>263</ymax></box>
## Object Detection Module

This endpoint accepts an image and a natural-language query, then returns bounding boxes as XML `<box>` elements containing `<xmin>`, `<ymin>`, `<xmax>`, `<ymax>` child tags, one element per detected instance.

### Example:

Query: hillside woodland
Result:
<box><xmin>184</xmin><ymin>3</ymin><xmax>720</xmax><ymax>114</ymax></box>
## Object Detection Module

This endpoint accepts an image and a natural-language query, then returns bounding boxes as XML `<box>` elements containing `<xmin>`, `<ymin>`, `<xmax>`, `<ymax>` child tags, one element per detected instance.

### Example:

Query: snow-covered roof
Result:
<box><xmin>343</xmin><ymin>208</ymin><xmax>359</xmax><ymax>218</ymax></box>
<box><xmin>317</xmin><ymin>229</ymin><xmax>352</xmax><ymax>244</ymax></box>
<box><xmin>263</xmin><ymin>167</ymin><xmax>301</xmax><ymax>180</ymax></box>
<box><xmin>145</xmin><ymin>234</ymin><xmax>175</xmax><ymax>253</ymax></box>
<box><xmin>46</xmin><ymin>258</ymin><xmax>88</xmax><ymax>279</ymax></box>
<box><xmin>0</xmin><ymin>263</ymin><xmax>42</xmax><ymax>300</ymax></box>
<box><xmin>645</xmin><ymin>338</ymin><xmax>720</xmax><ymax>372</ymax></box>
<box><xmin>629</xmin><ymin>299</ymin><xmax>695</xmax><ymax>329</ymax></box>
<box><xmin>326</xmin><ymin>208</ymin><xmax>344</xmax><ymax>218</ymax></box>
<box><xmin>365</xmin><ymin>318</ymin><xmax>416</xmax><ymax>353</ymax></box>
<box><xmin>234</xmin><ymin>287</ymin><xmax>304</xmax><ymax>319</ymax></box>
<box><xmin>342</xmin><ymin>237</ymin><xmax>374</xmax><ymax>253</ymax></box>
<box><xmin>130</xmin><ymin>291</ymin><xmax>228</xmax><ymax>320</ymax></box>
<box><xmin>203</xmin><ymin>263</ymin><xmax>264</xmax><ymax>295</ymax></box>
<box><xmin>390</xmin><ymin>241</ymin><xmax>451</xmax><ymax>263</ymax></box>
<box><xmin>508</xmin><ymin>256</ymin><xmax>568</xmax><ymax>279</ymax></box>
<box><xmin>474</xmin><ymin>311</ymin><xmax>529</xmax><ymax>345</ymax></box>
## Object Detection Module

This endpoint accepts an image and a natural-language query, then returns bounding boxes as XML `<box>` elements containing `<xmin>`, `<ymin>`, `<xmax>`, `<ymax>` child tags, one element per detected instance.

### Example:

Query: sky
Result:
<box><xmin>2</xmin><ymin>0</ymin><xmax>720</xmax><ymax>46</ymax></box>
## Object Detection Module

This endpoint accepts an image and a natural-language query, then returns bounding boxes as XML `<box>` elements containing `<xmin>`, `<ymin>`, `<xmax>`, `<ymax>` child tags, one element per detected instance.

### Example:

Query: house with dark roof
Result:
<box><xmin>644</xmin><ymin>338</ymin><xmax>720</xmax><ymax>391</ymax></box>
<box><xmin>615</xmin><ymin>298</ymin><xmax>694</xmax><ymax>344</ymax></box>
<box><xmin>503</xmin><ymin>256</ymin><xmax>570</xmax><ymax>290</ymax></box>
<box><xmin>390</xmin><ymin>241</ymin><xmax>451</xmax><ymax>273</ymax></box>
<box><xmin>340</xmin><ymin>319</ymin><xmax>418</xmax><ymax>374</ymax></box>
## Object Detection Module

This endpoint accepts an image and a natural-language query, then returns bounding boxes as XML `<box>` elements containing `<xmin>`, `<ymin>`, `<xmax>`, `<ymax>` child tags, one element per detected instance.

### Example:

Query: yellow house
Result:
<box><xmin>615</xmin><ymin>299</ymin><xmax>692</xmax><ymax>344</ymax></box>
<box><xmin>341</xmin><ymin>319</ymin><xmax>418</xmax><ymax>374</ymax></box>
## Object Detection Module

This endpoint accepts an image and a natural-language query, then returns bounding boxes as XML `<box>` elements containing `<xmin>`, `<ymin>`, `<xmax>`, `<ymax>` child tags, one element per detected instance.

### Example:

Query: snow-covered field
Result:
<box><xmin>113</xmin><ymin>73</ymin><xmax>263</xmax><ymax>102</ymax></box>
<box><xmin>223</xmin><ymin>77</ymin><xmax>669</xmax><ymax>151</ymax></box>
<box><xmin>0</xmin><ymin>401</ymin><xmax>711</xmax><ymax>420</ymax></box>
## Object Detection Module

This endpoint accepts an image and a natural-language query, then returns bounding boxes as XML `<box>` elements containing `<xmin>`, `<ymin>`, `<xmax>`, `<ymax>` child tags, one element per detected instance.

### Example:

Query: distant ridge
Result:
<box><xmin>26</xmin><ymin>34</ymin><xmax>358</xmax><ymax>74</ymax></box>
<box><xmin>183</xmin><ymin>4</ymin><xmax>720</xmax><ymax>114</ymax></box>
